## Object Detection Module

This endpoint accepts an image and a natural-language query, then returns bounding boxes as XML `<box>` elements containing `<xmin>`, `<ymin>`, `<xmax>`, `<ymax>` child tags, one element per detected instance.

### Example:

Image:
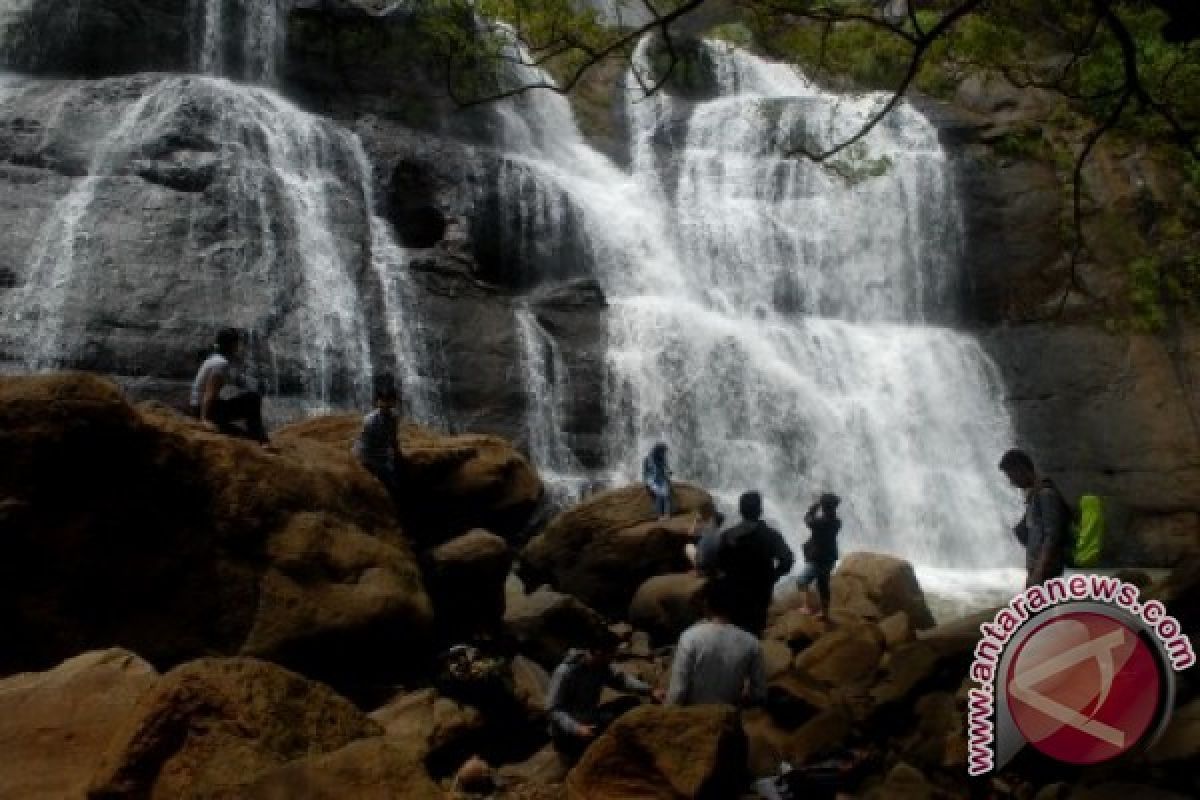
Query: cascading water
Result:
<box><xmin>192</xmin><ymin>0</ymin><xmax>287</xmax><ymax>84</ymax></box>
<box><xmin>491</xmin><ymin>35</ymin><xmax>1024</xmax><ymax>600</ymax></box>
<box><xmin>0</xmin><ymin>2</ymin><xmax>437</xmax><ymax>421</ymax></box>
<box><xmin>515</xmin><ymin>306</ymin><xmax>585</xmax><ymax>499</ymax></box>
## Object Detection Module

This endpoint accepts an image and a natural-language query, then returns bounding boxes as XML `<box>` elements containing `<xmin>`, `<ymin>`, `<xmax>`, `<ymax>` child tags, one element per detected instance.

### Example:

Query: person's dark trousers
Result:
<box><xmin>210</xmin><ymin>391</ymin><xmax>268</xmax><ymax>443</ymax></box>
<box><xmin>814</xmin><ymin>564</ymin><xmax>833</xmax><ymax>613</ymax></box>
<box><xmin>366</xmin><ymin>463</ymin><xmax>403</xmax><ymax>511</ymax></box>
<box><xmin>730</xmin><ymin>590</ymin><xmax>771</xmax><ymax>639</ymax></box>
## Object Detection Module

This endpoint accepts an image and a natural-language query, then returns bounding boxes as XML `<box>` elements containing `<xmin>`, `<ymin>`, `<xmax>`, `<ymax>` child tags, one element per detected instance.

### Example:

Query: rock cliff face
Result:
<box><xmin>0</xmin><ymin>0</ymin><xmax>1195</xmax><ymax>565</ymax></box>
<box><xmin>931</xmin><ymin>74</ymin><xmax>1200</xmax><ymax>565</ymax></box>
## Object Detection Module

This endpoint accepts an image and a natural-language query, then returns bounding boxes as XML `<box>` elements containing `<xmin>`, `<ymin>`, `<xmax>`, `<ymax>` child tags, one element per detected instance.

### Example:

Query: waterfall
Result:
<box><xmin>0</xmin><ymin>74</ymin><xmax>437</xmax><ymax>417</ymax></box>
<box><xmin>515</xmin><ymin>306</ymin><xmax>584</xmax><ymax>499</ymax></box>
<box><xmin>192</xmin><ymin>0</ymin><xmax>287</xmax><ymax>84</ymax></box>
<box><xmin>490</xmin><ymin>35</ymin><xmax>1024</xmax><ymax>586</ymax></box>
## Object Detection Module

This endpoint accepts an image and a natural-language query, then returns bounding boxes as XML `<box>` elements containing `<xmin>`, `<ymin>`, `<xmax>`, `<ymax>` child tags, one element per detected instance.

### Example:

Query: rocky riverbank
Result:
<box><xmin>1</xmin><ymin>373</ymin><xmax>1197</xmax><ymax>799</ymax></box>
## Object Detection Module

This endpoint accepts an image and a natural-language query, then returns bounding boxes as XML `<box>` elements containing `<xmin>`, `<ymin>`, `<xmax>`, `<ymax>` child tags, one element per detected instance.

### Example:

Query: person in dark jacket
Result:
<box><xmin>709</xmin><ymin>491</ymin><xmax>794</xmax><ymax>637</ymax></box>
<box><xmin>545</xmin><ymin>633</ymin><xmax>662</xmax><ymax>762</ymax></box>
<box><xmin>353</xmin><ymin>375</ymin><xmax>403</xmax><ymax>507</ymax></box>
<box><xmin>643</xmin><ymin>442</ymin><xmax>672</xmax><ymax>519</ymax></box>
<box><xmin>999</xmin><ymin>449</ymin><xmax>1070</xmax><ymax>587</ymax></box>
<box><xmin>796</xmin><ymin>492</ymin><xmax>842</xmax><ymax>619</ymax></box>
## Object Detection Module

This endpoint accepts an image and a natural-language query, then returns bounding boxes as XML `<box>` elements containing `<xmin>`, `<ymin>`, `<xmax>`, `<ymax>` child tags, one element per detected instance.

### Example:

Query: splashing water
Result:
<box><xmin>490</xmin><ymin>35</ymin><xmax>1024</xmax><ymax>587</ymax></box>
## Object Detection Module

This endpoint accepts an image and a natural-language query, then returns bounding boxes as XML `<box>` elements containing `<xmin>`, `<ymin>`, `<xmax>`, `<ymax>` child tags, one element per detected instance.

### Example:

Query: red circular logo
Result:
<box><xmin>1005</xmin><ymin>612</ymin><xmax>1163</xmax><ymax>764</ymax></box>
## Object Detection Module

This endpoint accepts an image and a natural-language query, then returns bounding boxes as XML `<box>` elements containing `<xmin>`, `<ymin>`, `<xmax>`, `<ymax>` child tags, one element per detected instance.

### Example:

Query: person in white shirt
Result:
<box><xmin>190</xmin><ymin>327</ymin><xmax>269</xmax><ymax>445</ymax></box>
<box><xmin>666</xmin><ymin>581</ymin><xmax>767</xmax><ymax>707</ymax></box>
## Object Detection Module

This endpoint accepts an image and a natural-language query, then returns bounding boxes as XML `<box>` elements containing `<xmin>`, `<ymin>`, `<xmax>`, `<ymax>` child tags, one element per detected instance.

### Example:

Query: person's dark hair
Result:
<box><xmin>215</xmin><ymin>327</ymin><xmax>240</xmax><ymax>356</ymax></box>
<box><xmin>819</xmin><ymin>492</ymin><xmax>841</xmax><ymax>513</ymax></box>
<box><xmin>373</xmin><ymin>373</ymin><xmax>399</xmax><ymax>403</ymax></box>
<box><xmin>651</xmin><ymin>441</ymin><xmax>668</xmax><ymax>459</ymax></box>
<box><xmin>739</xmin><ymin>490</ymin><xmax>763</xmax><ymax>521</ymax></box>
<box><xmin>999</xmin><ymin>448</ymin><xmax>1035</xmax><ymax>474</ymax></box>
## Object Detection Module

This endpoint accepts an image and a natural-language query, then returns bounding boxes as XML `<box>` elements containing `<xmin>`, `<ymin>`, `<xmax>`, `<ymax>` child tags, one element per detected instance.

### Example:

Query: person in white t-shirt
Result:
<box><xmin>190</xmin><ymin>327</ymin><xmax>269</xmax><ymax>446</ymax></box>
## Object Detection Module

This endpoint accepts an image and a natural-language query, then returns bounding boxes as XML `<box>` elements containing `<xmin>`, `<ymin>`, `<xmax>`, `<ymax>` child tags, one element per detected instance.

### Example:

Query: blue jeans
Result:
<box><xmin>796</xmin><ymin>561</ymin><xmax>833</xmax><ymax>612</ymax></box>
<box><xmin>649</xmin><ymin>483</ymin><xmax>671</xmax><ymax>517</ymax></box>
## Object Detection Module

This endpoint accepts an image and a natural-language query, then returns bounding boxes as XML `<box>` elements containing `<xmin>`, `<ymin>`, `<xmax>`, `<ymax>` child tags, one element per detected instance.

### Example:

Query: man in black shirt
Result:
<box><xmin>709</xmin><ymin>491</ymin><xmax>794</xmax><ymax>637</ymax></box>
<box><xmin>796</xmin><ymin>492</ymin><xmax>842</xmax><ymax>619</ymax></box>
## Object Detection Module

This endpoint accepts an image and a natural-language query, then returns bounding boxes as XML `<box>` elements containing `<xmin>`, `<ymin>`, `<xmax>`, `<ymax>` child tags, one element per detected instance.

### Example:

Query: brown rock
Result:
<box><xmin>512</xmin><ymin>654</ymin><xmax>551</xmax><ymax>715</ymax></box>
<box><xmin>565</xmin><ymin>705</ymin><xmax>747</xmax><ymax>800</ymax></box>
<box><xmin>497</xmin><ymin>744</ymin><xmax>569</xmax><ymax>790</ymax></box>
<box><xmin>743</xmin><ymin>707</ymin><xmax>852</xmax><ymax>778</ymax></box>
<box><xmin>228</xmin><ymin>736</ymin><xmax>444</xmax><ymax>799</ymax></box>
<box><xmin>831</xmin><ymin>553</ymin><xmax>935</xmax><ymax>629</ymax></box>
<box><xmin>278</xmin><ymin>414</ymin><xmax>542</xmax><ymax>544</ymax></box>
<box><xmin>505</xmin><ymin>588</ymin><xmax>611</xmax><ymax>669</ymax></box>
<box><xmin>0</xmin><ymin>649</ymin><xmax>160</xmax><ymax>800</ymax></box>
<box><xmin>878</xmin><ymin>611</ymin><xmax>914</xmax><ymax>648</ymax></box>
<box><xmin>793</xmin><ymin>624</ymin><xmax>883</xmax><ymax>687</ymax></box>
<box><xmin>89</xmin><ymin>657</ymin><xmax>381</xmax><ymax>799</ymax></box>
<box><xmin>0</xmin><ymin>374</ymin><xmax>432</xmax><ymax>692</ymax></box>
<box><xmin>522</xmin><ymin>483</ymin><xmax>713</xmax><ymax>616</ymax></box>
<box><xmin>369</xmin><ymin>688</ymin><xmax>484</xmax><ymax>759</ymax></box>
<box><xmin>628</xmin><ymin>572</ymin><xmax>708</xmax><ymax>644</ymax></box>
<box><xmin>862</xmin><ymin>762</ymin><xmax>932</xmax><ymax>800</ymax></box>
<box><xmin>454</xmin><ymin>755</ymin><xmax>495</xmax><ymax>793</ymax></box>
<box><xmin>1072</xmin><ymin>784</ymin><xmax>1194</xmax><ymax>800</ymax></box>
<box><xmin>1132</xmin><ymin>512</ymin><xmax>1200</xmax><ymax>567</ymax></box>
<box><xmin>761</xmin><ymin>640</ymin><xmax>793</xmax><ymax>681</ymax></box>
<box><xmin>425</xmin><ymin>530</ymin><xmax>513</xmax><ymax>634</ymax></box>
<box><xmin>870</xmin><ymin>641</ymin><xmax>942</xmax><ymax>707</ymax></box>
<box><xmin>1147</xmin><ymin>696</ymin><xmax>1200</xmax><ymax>764</ymax></box>
<box><xmin>765</xmin><ymin>608</ymin><xmax>830</xmax><ymax>649</ymax></box>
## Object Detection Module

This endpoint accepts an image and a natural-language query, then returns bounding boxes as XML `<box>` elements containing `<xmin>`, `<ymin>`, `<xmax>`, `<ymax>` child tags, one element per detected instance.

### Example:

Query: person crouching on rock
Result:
<box><xmin>545</xmin><ymin>632</ymin><xmax>665</xmax><ymax>762</ymax></box>
<box><xmin>353</xmin><ymin>374</ymin><xmax>403</xmax><ymax>508</ymax></box>
<box><xmin>191</xmin><ymin>327</ymin><xmax>270</xmax><ymax>447</ymax></box>
<box><xmin>643</xmin><ymin>441</ymin><xmax>673</xmax><ymax>519</ymax></box>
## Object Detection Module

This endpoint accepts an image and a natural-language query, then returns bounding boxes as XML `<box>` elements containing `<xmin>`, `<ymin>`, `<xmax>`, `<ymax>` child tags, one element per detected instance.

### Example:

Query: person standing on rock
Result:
<box><xmin>796</xmin><ymin>492</ymin><xmax>842</xmax><ymax>619</ymax></box>
<box><xmin>545</xmin><ymin>632</ymin><xmax>664</xmax><ymax>762</ymax></box>
<box><xmin>709</xmin><ymin>491</ymin><xmax>794</xmax><ymax>637</ymax></box>
<box><xmin>191</xmin><ymin>327</ymin><xmax>270</xmax><ymax>446</ymax></box>
<box><xmin>666</xmin><ymin>581</ymin><xmax>767</xmax><ymax>707</ymax></box>
<box><xmin>998</xmin><ymin>448</ymin><xmax>1070</xmax><ymax>587</ymax></box>
<box><xmin>643</xmin><ymin>442</ymin><xmax>673</xmax><ymax>519</ymax></box>
<box><xmin>353</xmin><ymin>375</ymin><xmax>403</xmax><ymax>508</ymax></box>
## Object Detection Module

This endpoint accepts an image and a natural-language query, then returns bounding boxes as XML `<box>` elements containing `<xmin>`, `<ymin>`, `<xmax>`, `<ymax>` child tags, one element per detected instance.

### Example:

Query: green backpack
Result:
<box><xmin>1069</xmin><ymin>494</ymin><xmax>1105</xmax><ymax>568</ymax></box>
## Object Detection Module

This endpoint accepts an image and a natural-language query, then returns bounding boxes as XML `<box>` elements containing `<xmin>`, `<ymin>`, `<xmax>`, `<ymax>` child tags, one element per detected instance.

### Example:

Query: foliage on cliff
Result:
<box><xmin>411</xmin><ymin>0</ymin><xmax>1199</xmax><ymax>328</ymax></box>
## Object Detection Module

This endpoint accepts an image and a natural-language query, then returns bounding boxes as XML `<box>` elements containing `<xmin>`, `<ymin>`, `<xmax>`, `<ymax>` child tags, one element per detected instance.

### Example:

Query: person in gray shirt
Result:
<box><xmin>545</xmin><ymin>632</ymin><xmax>662</xmax><ymax>761</ymax></box>
<box><xmin>999</xmin><ymin>448</ymin><xmax>1070</xmax><ymax>587</ymax></box>
<box><xmin>353</xmin><ymin>375</ymin><xmax>403</xmax><ymax>506</ymax></box>
<box><xmin>666</xmin><ymin>582</ymin><xmax>767</xmax><ymax>707</ymax></box>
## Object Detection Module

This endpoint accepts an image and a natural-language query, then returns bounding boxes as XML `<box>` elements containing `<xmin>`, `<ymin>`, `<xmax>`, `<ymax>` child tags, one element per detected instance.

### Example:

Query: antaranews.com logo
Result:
<box><xmin>967</xmin><ymin>574</ymin><xmax>1195</xmax><ymax>775</ymax></box>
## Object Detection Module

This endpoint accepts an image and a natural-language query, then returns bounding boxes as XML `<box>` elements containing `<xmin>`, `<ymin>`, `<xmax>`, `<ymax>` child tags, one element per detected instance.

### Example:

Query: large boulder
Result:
<box><xmin>565</xmin><ymin>705</ymin><xmax>747</xmax><ymax>800</ymax></box>
<box><xmin>629</xmin><ymin>572</ymin><xmax>708</xmax><ymax>644</ymax></box>
<box><xmin>277</xmin><ymin>414</ymin><xmax>543</xmax><ymax>544</ymax></box>
<box><xmin>369</xmin><ymin>688</ymin><xmax>484</xmax><ymax>761</ymax></box>
<box><xmin>522</xmin><ymin>483</ymin><xmax>713</xmax><ymax>617</ymax></box>
<box><xmin>831</xmin><ymin>553</ymin><xmax>936</xmax><ymax>629</ymax></box>
<box><xmin>505</xmin><ymin>588</ymin><xmax>610</xmax><ymax>669</ymax></box>
<box><xmin>0</xmin><ymin>649</ymin><xmax>160</xmax><ymax>800</ymax></box>
<box><xmin>424</xmin><ymin>530</ymin><xmax>514</xmax><ymax>635</ymax></box>
<box><xmin>793</xmin><ymin>623</ymin><xmax>884</xmax><ymax>687</ymax></box>
<box><xmin>228</xmin><ymin>736</ymin><xmax>445</xmax><ymax>799</ymax></box>
<box><xmin>0</xmin><ymin>374</ymin><xmax>432</xmax><ymax>693</ymax></box>
<box><xmin>88</xmin><ymin>657</ymin><xmax>382</xmax><ymax>798</ymax></box>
